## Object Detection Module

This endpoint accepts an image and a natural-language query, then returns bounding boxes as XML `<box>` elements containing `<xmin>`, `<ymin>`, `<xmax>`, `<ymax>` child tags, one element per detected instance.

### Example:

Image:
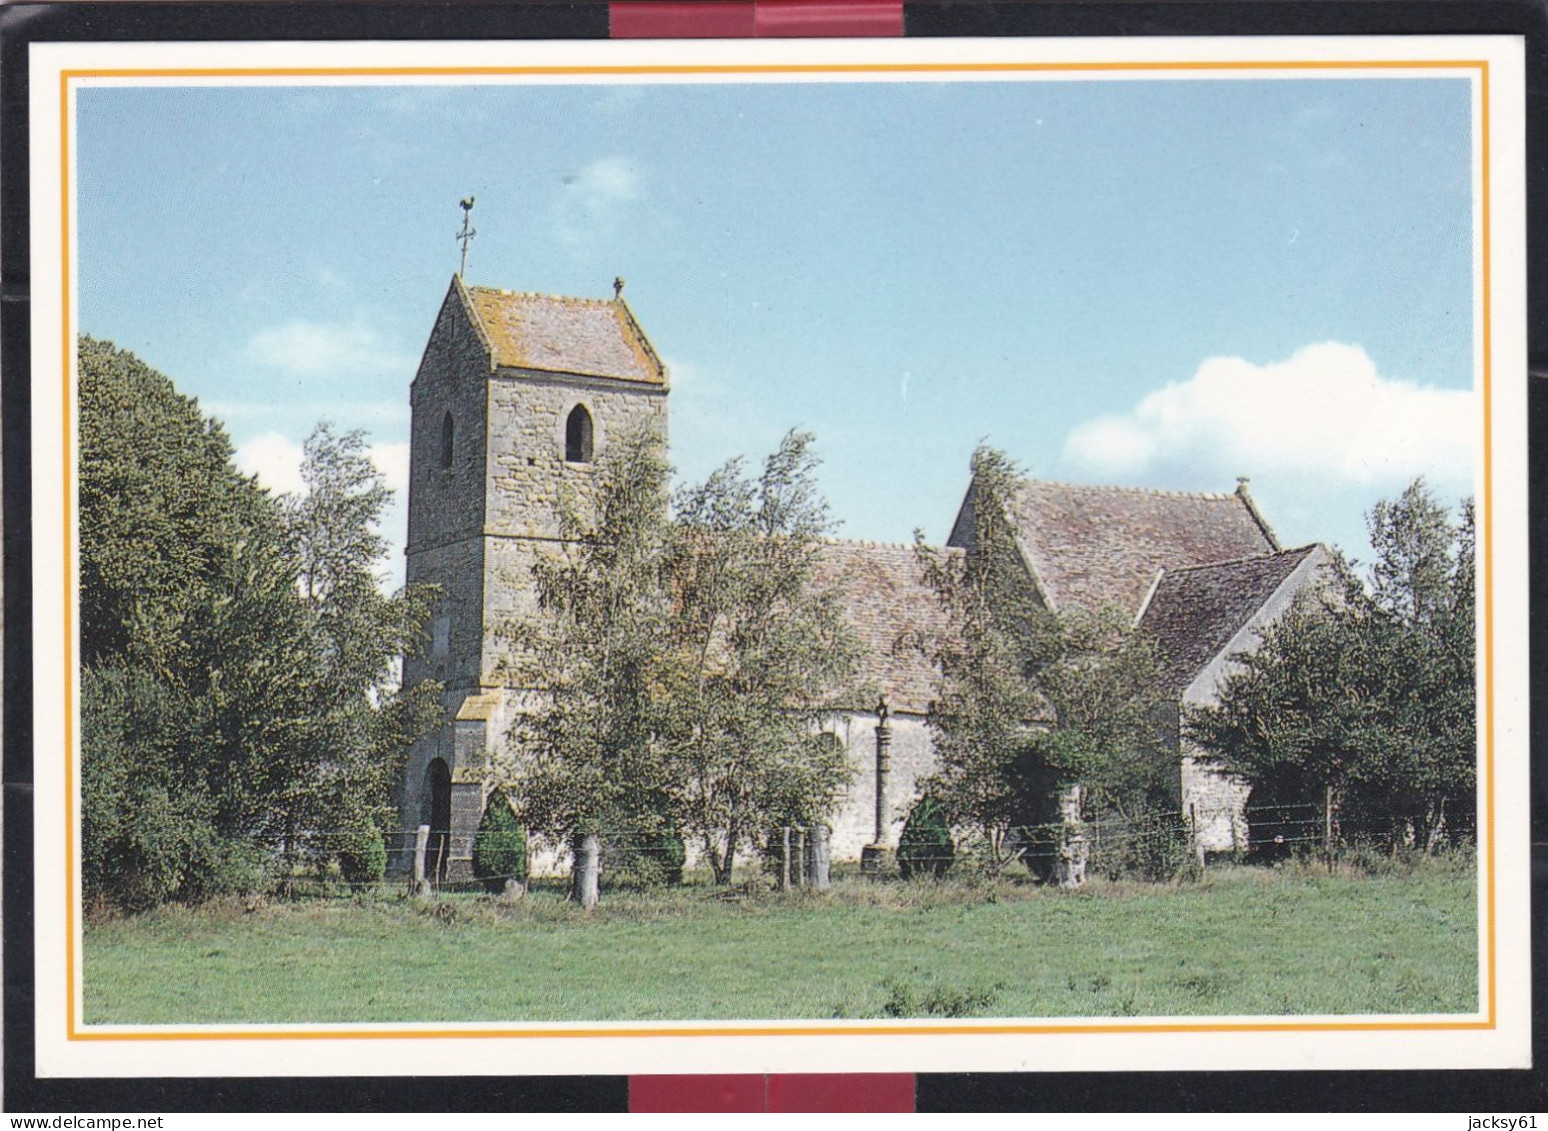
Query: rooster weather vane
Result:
<box><xmin>456</xmin><ymin>197</ymin><xmax>477</xmax><ymax>277</ymax></box>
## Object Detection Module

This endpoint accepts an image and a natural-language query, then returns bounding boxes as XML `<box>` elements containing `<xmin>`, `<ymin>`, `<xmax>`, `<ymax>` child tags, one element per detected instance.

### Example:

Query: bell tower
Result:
<box><xmin>395</xmin><ymin>274</ymin><xmax>669</xmax><ymax>878</ymax></box>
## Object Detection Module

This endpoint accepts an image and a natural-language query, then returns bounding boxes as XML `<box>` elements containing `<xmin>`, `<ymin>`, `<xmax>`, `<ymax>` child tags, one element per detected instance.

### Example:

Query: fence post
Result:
<box><xmin>1324</xmin><ymin>785</ymin><xmax>1334</xmax><ymax>873</ymax></box>
<box><xmin>811</xmin><ymin>823</ymin><xmax>831</xmax><ymax>890</ymax></box>
<box><xmin>413</xmin><ymin>825</ymin><xmax>432</xmax><ymax>898</ymax></box>
<box><xmin>575</xmin><ymin>834</ymin><xmax>600</xmax><ymax>911</ymax></box>
<box><xmin>1189</xmin><ymin>803</ymin><xmax>1205</xmax><ymax>869</ymax></box>
<box><xmin>779</xmin><ymin>826</ymin><xmax>792</xmax><ymax>891</ymax></box>
<box><xmin>793</xmin><ymin>827</ymin><xmax>807</xmax><ymax>888</ymax></box>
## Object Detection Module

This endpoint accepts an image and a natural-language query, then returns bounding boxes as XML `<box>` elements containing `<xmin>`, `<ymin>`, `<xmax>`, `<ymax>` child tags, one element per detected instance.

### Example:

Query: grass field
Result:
<box><xmin>83</xmin><ymin>859</ymin><xmax>1477</xmax><ymax>1025</ymax></box>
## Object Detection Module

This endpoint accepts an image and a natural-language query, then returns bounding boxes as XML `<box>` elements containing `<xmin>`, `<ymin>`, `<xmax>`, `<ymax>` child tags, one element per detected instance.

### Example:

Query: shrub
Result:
<box><xmin>472</xmin><ymin>790</ymin><xmax>527</xmax><ymax>892</ymax></box>
<box><xmin>336</xmin><ymin>821</ymin><xmax>388</xmax><ymax>885</ymax></box>
<box><xmin>606</xmin><ymin>827</ymin><xmax>686</xmax><ymax>889</ymax></box>
<box><xmin>1089</xmin><ymin>810</ymin><xmax>1191</xmax><ymax>882</ymax></box>
<box><xmin>898</xmin><ymin>795</ymin><xmax>955</xmax><ymax>880</ymax></box>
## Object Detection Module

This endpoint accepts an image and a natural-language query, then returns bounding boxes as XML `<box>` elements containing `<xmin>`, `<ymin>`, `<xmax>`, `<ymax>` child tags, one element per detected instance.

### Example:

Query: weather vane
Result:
<box><xmin>456</xmin><ymin>197</ymin><xmax>477</xmax><ymax>277</ymax></box>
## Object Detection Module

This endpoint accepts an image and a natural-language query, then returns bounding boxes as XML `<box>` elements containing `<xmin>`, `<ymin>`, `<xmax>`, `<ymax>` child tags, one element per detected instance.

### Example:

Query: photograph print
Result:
<box><xmin>33</xmin><ymin>35</ymin><xmax>1529</xmax><ymax>1075</ymax></box>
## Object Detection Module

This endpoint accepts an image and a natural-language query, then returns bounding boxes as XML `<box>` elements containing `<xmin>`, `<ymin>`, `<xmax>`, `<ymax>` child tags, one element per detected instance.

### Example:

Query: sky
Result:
<box><xmin>75</xmin><ymin>76</ymin><xmax>1476</xmax><ymax>590</ymax></box>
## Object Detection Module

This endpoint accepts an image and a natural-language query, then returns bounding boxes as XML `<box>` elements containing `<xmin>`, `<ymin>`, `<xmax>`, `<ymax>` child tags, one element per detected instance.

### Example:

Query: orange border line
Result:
<box><xmin>60</xmin><ymin>59</ymin><xmax>1488</xmax><ymax>79</ymax></box>
<box><xmin>60</xmin><ymin>66</ymin><xmax>78</xmax><ymax>1042</ymax></box>
<box><xmin>56</xmin><ymin>57</ymin><xmax>1496</xmax><ymax>1044</ymax></box>
<box><xmin>1479</xmin><ymin>59</ymin><xmax>1497</xmax><ymax>1030</ymax></box>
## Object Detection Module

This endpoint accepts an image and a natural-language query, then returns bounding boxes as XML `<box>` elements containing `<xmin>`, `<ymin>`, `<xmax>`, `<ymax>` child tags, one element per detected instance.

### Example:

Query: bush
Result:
<box><xmin>606</xmin><ymin>827</ymin><xmax>686</xmax><ymax>889</ymax></box>
<box><xmin>898</xmin><ymin>795</ymin><xmax>955</xmax><ymax>880</ymax></box>
<box><xmin>1090</xmin><ymin>810</ymin><xmax>1191</xmax><ymax>883</ymax></box>
<box><xmin>82</xmin><ymin>665</ymin><xmax>274</xmax><ymax>910</ymax></box>
<box><xmin>336</xmin><ymin>821</ymin><xmax>387</xmax><ymax>885</ymax></box>
<box><xmin>472</xmin><ymin>790</ymin><xmax>527</xmax><ymax>892</ymax></box>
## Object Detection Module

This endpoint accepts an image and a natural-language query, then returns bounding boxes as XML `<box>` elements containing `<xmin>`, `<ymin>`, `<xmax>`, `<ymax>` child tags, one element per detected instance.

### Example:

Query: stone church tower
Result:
<box><xmin>395</xmin><ymin>275</ymin><xmax>669</xmax><ymax>879</ymax></box>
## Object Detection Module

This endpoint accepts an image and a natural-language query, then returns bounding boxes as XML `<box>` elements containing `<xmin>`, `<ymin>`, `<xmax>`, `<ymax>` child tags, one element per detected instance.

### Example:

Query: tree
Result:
<box><xmin>1186</xmin><ymin>479</ymin><xmax>1475</xmax><ymax>852</ymax></box>
<box><xmin>913</xmin><ymin>446</ymin><xmax>1050</xmax><ymax>872</ymax></box>
<box><xmin>499</xmin><ymin>425</ymin><xmax>678</xmax><ymax>904</ymax></box>
<box><xmin>659</xmin><ymin>431</ymin><xmax>860</xmax><ymax>885</ymax></box>
<box><xmin>78</xmin><ymin>338</ymin><xmax>312</xmax><ymax>906</ymax></box>
<box><xmin>915</xmin><ymin>446</ymin><xmax>1166</xmax><ymax>875</ymax></box>
<box><xmin>78</xmin><ymin>340</ymin><xmax>438</xmax><ymax>908</ymax></box>
<box><xmin>277</xmin><ymin>423</ymin><xmax>442</xmax><ymax>874</ymax></box>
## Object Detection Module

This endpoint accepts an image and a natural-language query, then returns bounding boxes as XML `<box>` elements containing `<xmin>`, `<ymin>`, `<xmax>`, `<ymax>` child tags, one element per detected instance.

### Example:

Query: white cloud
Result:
<box><xmin>555</xmin><ymin>156</ymin><xmax>644</xmax><ymax>246</ymax></box>
<box><xmin>234</xmin><ymin>431</ymin><xmax>306</xmax><ymax>495</ymax></box>
<box><xmin>371</xmin><ymin>441</ymin><xmax>410</xmax><ymax>496</ymax></box>
<box><xmin>1061</xmin><ymin>342</ymin><xmax>1475</xmax><ymax>488</ymax></box>
<box><xmin>246</xmin><ymin>319</ymin><xmax>417</xmax><ymax>379</ymax></box>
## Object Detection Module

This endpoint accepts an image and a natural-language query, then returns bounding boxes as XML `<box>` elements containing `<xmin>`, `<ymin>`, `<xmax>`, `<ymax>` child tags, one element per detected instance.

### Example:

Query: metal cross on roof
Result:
<box><xmin>456</xmin><ymin>197</ymin><xmax>477</xmax><ymax>277</ymax></box>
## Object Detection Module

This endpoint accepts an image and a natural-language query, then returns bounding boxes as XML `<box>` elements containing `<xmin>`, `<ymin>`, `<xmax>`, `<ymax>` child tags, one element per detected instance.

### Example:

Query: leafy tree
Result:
<box><xmin>498</xmin><ymin>425</ymin><xmax>678</xmax><ymax>898</ymax></box>
<box><xmin>913</xmin><ymin>446</ymin><xmax>1048</xmax><ymax>872</ymax></box>
<box><xmin>78</xmin><ymin>338</ymin><xmax>310</xmax><ymax>905</ymax></box>
<box><xmin>915</xmin><ymin>446</ymin><xmax>1165</xmax><ymax>874</ymax></box>
<box><xmin>77</xmin><ymin>341</ymin><xmax>438</xmax><ymax>908</ymax></box>
<box><xmin>276</xmin><ymin>423</ymin><xmax>441</xmax><ymax>871</ymax></box>
<box><xmin>660</xmin><ymin>431</ymin><xmax>860</xmax><ymax>884</ymax></box>
<box><xmin>1186</xmin><ymin>480</ymin><xmax>1475</xmax><ymax>851</ymax></box>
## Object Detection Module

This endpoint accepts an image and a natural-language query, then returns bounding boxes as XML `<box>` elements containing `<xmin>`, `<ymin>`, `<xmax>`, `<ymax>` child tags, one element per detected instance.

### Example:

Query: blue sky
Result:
<box><xmin>76</xmin><ymin>77</ymin><xmax>1476</xmax><ymax>589</ymax></box>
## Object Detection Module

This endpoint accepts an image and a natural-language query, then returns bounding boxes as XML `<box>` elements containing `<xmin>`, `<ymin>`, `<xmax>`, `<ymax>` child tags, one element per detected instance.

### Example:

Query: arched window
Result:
<box><xmin>440</xmin><ymin>411</ymin><xmax>455</xmax><ymax>469</ymax></box>
<box><xmin>565</xmin><ymin>404</ymin><xmax>594</xmax><ymax>463</ymax></box>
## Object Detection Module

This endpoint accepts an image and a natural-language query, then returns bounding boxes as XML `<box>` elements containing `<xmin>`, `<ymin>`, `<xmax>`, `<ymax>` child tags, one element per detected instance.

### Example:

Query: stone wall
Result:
<box><xmin>824</xmin><ymin>710</ymin><xmax>939</xmax><ymax>860</ymax></box>
<box><xmin>1177</xmin><ymin>546</ymin><xmax>1330</xmax><ymax>853</ymax></box>
<box><xmin>484</xmin><ymin>372</ymin><xmax>668</xmax><ymax>539</ymax></box>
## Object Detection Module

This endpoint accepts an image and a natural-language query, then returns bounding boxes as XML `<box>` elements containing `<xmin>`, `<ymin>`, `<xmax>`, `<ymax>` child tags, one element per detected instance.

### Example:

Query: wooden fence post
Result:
<box><xmin>1324</xmin><ymin>785</ymin><xmax>1335</xmax><ymax>873</ymax></box>
<box><xmin>779</xmin><ymin>826</ymin><xmax>792</xmax><ymax>891</ymax></box>
<box><xmin>793</xmin><ymin>827</ymin><xmax>807</xmax><ymax>888</ymax></box>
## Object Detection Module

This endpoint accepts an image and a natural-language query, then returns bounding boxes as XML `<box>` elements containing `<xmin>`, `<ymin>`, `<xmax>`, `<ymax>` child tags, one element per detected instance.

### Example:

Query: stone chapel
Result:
<box><xmin>394</xmin><ymin>275</ymin><xmax>1328</xmax><ymax>879</ymax></box>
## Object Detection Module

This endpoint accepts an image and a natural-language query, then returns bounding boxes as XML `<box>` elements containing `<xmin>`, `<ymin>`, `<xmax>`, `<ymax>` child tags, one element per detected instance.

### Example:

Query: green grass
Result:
<box><xmin>83</xmin><ymin>859</ymin><xmax>1478</xmax><ymax>1024</ymax></box>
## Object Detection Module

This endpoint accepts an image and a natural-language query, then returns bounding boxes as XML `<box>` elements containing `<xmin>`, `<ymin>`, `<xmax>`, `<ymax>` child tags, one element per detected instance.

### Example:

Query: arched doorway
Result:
<box><xmin>426</xmin><ymin>758</ymin><xmax>453</xmax><ymax>883</ymax></box>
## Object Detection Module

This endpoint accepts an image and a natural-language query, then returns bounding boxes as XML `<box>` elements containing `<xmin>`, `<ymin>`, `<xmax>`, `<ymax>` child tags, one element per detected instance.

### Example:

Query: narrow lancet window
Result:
<box><xmin>440</xmin><ymin>412</ymin><xmax>455</xmax><ymax>469</ymax></box>
<box><xmin>566</xmin><ymin>404</ymin><xmax>594</xmax><ymax>463</ymax></box>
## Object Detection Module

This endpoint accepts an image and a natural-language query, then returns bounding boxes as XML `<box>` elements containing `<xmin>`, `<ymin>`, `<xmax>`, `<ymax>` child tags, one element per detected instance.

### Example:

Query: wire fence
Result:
<box><xmin>247</xmin><ymin>796</ymin><xmax>1477</xmax><ymax>899</ymax></box>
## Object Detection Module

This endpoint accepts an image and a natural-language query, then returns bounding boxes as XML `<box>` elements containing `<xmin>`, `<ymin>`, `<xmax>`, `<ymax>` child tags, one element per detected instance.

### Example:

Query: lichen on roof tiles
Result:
<box><xmin>463</xmin><ymin>285</ymin><xmax>664</xmax><ymax>384</ymax></box>
<box><xmin>1002</xmin><ymin>479</ymin><xmax>1279</xmax><ymax>618</ymax></box>
<box><xmin>1137</xmin><ymin>545</ymin><xmax>1320</xmax><ymax>693</ymax></box>
<box><xmin>812</xmin><ymin>540</ymin><xmax>961</xmax><ymax>716</ymax></box>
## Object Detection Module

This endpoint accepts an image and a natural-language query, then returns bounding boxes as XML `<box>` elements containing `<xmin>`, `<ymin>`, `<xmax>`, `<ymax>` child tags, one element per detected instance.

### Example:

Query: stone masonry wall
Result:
<box><xmin>825</xmin><ymin>711</ymin><xmax>939</xmax><ymax>861</ymax></box>
<box><xmin>484</xmin><ymin>372</ymin><xmax>668</xmax><ymax>539</ymax></box>
<box><xmin>479</xmin><ymin>371</ymin><xmax>666</xmax><ymax>685</ymax></box>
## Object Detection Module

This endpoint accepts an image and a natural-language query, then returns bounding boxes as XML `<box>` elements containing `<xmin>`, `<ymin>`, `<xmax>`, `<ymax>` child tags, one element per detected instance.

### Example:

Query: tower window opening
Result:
<box><xmin>440</xmin><ymin>411</ymin><xmax>455</xmax><ymax>469</ymax></box>
<box><xmin>565</xmin><ymin>404</ymin><xmax>594</xmax><ymax>463</ymax></box>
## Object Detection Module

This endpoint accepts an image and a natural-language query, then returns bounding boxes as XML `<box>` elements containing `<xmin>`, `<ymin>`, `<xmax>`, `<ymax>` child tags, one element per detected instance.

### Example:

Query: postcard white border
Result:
<box><xmin>28</xmin><ymin>33</ymin><xmax>1530</xmax><ymax>1077</ymax></box>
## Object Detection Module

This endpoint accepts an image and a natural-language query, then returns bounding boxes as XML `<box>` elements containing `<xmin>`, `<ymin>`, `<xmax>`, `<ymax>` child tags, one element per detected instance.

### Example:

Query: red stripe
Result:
<box><xmin>610</xmin><ymin>0</ymin><xmax>902</xmax><ymax>38</ymax></box>
<box><xmin>754</xmin><ymin>0</ymin><xmax>903</xmax><ymax>36</ymax></box>
<box><xmin>610</xmin><ymin>1</ymin><xmax>755</xmax><ymax>37</ymax></box>
<box><xmin>628</xmin><ymin>1074</ymin><xmax>766</xmax><ymax>1112</ymax></box>
<box><xmin>629</xmin><ymin>1073</ymin><xmax>915</xmax><ymax>1112</ymax></box>
<box><xmin>768</xmin><ymin>1073</ymin><xmax>916</xmax><ymax>1112</ymax></box>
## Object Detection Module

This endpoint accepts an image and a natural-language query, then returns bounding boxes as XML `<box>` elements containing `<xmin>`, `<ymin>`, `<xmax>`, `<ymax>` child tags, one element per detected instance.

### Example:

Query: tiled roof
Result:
<box><xmin>1000</xmin><ymin>479</ymin><xmax>1279</xmax><ymax>618</ymax></box>
<box><xmin>814</xmin><ymin>540</ymin><xmax>961</xmax><ymax>716</ymax></box>
<box><xmin>1137</xmin><ymin>545</ymin><xmax>1320</xmax><ymax>693</ymax></box>
<box><xmin>462</xmin><ymin>284</ymin><xmax>665</xmax><ymax>384</ymax></box>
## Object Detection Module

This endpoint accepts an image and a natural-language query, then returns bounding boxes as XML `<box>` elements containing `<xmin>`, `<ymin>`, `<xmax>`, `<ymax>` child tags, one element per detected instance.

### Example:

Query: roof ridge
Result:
<box><xmin>1017</xmin><ymin>476</ymin><xmax>1237</xmax><ymax>502</ymax></box>
<box><xmin>1158</xmin><ymin>543</ymin><xmax>1319</xmax><ymax>576</ymax></box>
<box><xmin>467</xmin><ymin>285</ymin><xmax>617</xmax><ymax>307</ymax></box>
<box><xmin>820</xmin><ymin>535</ymin><xmax>929</xmax><ymax>551</ymax></box>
